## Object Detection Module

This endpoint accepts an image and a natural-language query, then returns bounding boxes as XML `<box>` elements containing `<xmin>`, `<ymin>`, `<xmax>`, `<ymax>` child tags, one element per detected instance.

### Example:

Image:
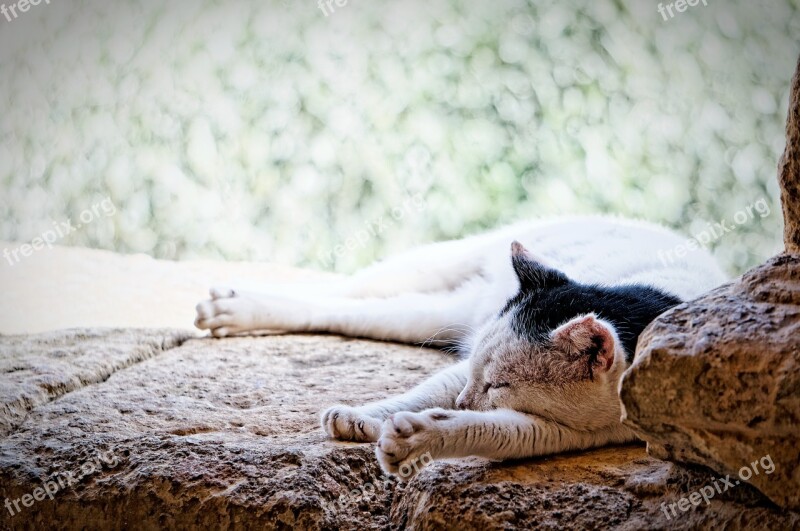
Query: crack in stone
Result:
<box><xmin>0</xmin><ymin>329</ymin><xmax>194</xmax><ymax>439</ymax></box>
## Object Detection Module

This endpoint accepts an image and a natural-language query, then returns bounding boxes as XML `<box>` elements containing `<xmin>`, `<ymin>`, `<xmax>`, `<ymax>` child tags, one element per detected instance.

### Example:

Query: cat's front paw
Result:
<box><xmin>376</xmin><ymin>410</ymin><xmax>446</xmax><ymax>479</ymax></box>
<box><xmin>321</xmin><ymin>405</ymin><xmax>382</xmax><ymax>442</ymax></box>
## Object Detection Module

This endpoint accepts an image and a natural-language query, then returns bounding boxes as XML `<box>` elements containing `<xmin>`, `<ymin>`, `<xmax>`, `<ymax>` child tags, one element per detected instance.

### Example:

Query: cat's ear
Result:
<box><xmin>511</xmin><ymin>241</ymin><xmax>569</xmax><ymax>292</ymax></box>
<box><xmin>551</xmin><ymin>314</ymin><xmax>617</xmax><ymax>373</ymax></box>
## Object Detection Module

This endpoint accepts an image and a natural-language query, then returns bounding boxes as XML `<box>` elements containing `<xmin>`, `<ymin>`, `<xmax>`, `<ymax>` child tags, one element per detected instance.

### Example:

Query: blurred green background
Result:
<box><xmin>1</xmin><ymin>0</ymin><xmax>798</xmax><ymax>275</ymax></box>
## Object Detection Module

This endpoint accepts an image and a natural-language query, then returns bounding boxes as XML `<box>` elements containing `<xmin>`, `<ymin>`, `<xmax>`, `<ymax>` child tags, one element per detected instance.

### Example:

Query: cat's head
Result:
<box><xmin>455</xmin><ymin>242</ymin><xmax>632</xmax><ymax>430</ymax></box>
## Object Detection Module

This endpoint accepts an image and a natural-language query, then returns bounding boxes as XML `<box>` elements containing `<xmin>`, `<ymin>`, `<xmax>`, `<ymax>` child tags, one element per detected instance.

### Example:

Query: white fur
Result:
<box><xmin>196</xmin><ymin>216</ymin><xmax>724</xmax><ymax>342</ymax></box>
<box><xmin>195</xmin><ymin>216</ymin><xmax>727</xmax><ymax>476</ymax></box>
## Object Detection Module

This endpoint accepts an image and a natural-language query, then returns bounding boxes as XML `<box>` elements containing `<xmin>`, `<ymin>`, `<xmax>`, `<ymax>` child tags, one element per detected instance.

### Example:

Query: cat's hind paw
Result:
<box><xmin>376</xmin><ymin>410</ymin><xmax>445</xmax><ymax>479</ymax></box>
<box><xmin>321</xmin><ymin>405</ymin><xmax>382</xmax><ymax>442</ymax></box>
<box><xmin>195</xmin><ymin>288</ymin><xmax>258</xmax><ymax>337</ymax></box>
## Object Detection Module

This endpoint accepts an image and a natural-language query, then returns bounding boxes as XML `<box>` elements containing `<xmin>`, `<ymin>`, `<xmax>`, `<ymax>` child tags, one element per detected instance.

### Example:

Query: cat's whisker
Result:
<box><xmin>419</xmin><ymin>324</ymin><xmax>476</xmax><ymax>351</ymax></box>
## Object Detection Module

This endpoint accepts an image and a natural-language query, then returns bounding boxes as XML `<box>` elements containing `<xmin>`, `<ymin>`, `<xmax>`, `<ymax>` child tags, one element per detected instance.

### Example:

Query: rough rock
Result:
<box><xmin>0</xmin><ymin>330</ymin><xmax>452</xmax><ymax>530</ymax></box>
<box><xmin>780</xmin><ymin>55</ymin><xmax>800</xmax><ymax>253</ymax></box>
<box><xmin>621</xmin><ymin>255</ymin><xmax>800</xmax><ymax>510</ymax></box>
<box><xmin>621</xmin><ymin>54</ymin><xmax>800</xmax><ymax>511</ymax></box>
<box><xmin>1</xmin><ymin>329</ymin><xmax>796</xmax><ymax>530</ymax></box>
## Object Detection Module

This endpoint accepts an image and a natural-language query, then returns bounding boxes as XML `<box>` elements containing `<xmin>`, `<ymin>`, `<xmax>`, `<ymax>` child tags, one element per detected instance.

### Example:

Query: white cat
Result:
<box><xmin>195</xmin><ymin>216</ymin><xmax>726</xmax><ymax>477</ymax></box>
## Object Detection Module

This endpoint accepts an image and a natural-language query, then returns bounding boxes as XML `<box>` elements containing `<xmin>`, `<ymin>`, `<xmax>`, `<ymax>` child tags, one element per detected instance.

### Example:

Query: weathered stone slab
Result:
<box><xmin>1</xmin><ymin>329</ymin><xmax>795</xmax><ymax>530</ymax></box>
<box><xmin>0</xmin><ymin>330</ymin><xmax>452</xmax><ymax>529</ymax></box>
<box><xmin>0</xmin><ymin>329</ymin><xmax>190</xmax><ymax>438</ymax></box>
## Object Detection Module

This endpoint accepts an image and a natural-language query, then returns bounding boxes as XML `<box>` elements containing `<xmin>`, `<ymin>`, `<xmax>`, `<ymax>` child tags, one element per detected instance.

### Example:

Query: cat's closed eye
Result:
<box><xmin>486</xmin><ymin>382</ymin><xmax>510</xmax><ymax>391</ymax></box>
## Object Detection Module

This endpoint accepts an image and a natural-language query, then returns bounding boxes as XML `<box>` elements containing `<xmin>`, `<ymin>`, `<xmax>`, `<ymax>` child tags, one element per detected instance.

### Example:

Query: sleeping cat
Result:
<box><xmin>195</xmin><ymin>216</ymin><xmax>727</xmax><ymax>477</ymax></box>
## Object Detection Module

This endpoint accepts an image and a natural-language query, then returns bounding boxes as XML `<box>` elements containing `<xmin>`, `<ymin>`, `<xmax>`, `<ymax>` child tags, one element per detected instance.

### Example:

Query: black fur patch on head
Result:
<box><xmin>512</xmin><ymin>251</ymin><xmax>570</xmax><ymax>292</ymax></box>
<box><xmin>503</xmin><ymin>259</ymin><xmax>682</xmax><ymax>362</ymax></box>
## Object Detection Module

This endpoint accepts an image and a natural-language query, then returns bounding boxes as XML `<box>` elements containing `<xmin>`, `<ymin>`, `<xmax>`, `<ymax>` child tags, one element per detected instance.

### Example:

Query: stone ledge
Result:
<box><xmin>1</xmin><ymin>329</ymin><xmax>795</xmax><ymax>530</ymax></box>
<box><xmin>0</xmin><ymin>329</ymin><xmax>191</xmax><ymax>438</ymax></box>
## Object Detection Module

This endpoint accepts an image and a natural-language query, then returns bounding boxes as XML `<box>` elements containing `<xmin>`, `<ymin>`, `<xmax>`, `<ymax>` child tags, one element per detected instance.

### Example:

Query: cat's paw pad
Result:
<box><xmin>321</xmin><ymin>405</ymin><xmax>382</xmax><ymax>442</ymax></box>
<box><xmin>376</xmin><ymin>410</ymin><xmax>442</xmax><ymax>479</ymax></box>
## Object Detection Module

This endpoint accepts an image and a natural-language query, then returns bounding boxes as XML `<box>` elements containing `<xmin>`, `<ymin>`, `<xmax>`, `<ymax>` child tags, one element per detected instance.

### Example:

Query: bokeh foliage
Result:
<box><xmin>1</xmin><ymin>0</ymin><xmax>799</xmax><ymax>274</ymax></box>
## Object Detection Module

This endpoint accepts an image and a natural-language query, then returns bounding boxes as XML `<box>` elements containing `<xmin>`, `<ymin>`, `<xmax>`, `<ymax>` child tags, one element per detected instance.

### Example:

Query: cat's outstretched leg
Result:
<box><xmin>201</xmin><ymin>230</ymin><xmax>500</xmax><ymax>312</ymax></box>
<box><xmin>194</xmin><ymin>233</ymin><xmax>503</xmax><ymax>338</ymax></box>
<box><xmin>375</xmin><ymin>408</ymin><xmax>637</xmax><ymax>477</ymax></box>
<box><xmin>195</xmin><ymin>276</ymin><xmax>490</xmax><ymax>343</ymax></box>
<box><xmin>321</xmin><ymin>361</ymin><xmax>469</xmax><ymax>442</ymax></box>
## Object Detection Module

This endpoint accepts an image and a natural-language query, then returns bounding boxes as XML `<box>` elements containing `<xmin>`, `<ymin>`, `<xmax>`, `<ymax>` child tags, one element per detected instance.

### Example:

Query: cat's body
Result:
<box><xmin>195</xmin><ymin>216</ymin><xmax>727</xmax><ymax>477</ymax></box>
